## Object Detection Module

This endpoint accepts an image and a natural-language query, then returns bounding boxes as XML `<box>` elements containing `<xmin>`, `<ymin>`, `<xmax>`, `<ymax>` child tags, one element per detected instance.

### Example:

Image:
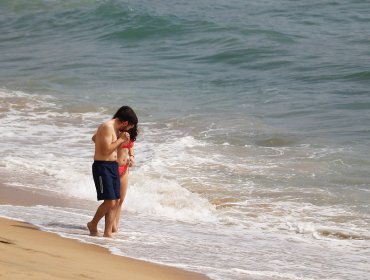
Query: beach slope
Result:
<box><xmin>0</xmin><ymin>217</ymin><xmax>209</xmax><ymax>280</ymax></box>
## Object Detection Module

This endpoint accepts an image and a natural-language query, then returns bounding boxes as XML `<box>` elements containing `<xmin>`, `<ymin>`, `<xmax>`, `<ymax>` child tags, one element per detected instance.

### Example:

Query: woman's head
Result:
<box><xmin>113</xmin><ymin>106</ymin><xmax>138</xmax><ymax>141</ymax></box>
<box><xmin>113</xmin><ymin>106</ymin><xmax>138</xmax><ymax>125</ymax></box>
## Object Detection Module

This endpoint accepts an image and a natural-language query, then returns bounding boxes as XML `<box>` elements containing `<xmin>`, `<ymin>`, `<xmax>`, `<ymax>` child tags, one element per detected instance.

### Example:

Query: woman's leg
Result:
<box><xmin>112</xmin><ymin>171</ymin><xmax>129</xmax><ymax>233</ymax></box>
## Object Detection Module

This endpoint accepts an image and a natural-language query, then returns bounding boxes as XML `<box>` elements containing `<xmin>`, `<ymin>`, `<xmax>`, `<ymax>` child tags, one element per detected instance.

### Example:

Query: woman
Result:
<box><xmin>112</xmin><ymin>122</ymin><xmax>137</xmax><ymax>233</ymax></box>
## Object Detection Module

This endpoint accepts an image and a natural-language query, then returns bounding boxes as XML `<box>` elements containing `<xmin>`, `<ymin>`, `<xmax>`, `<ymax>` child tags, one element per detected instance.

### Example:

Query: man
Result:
<box><xmin>87</xmin><ymin>106</ymin><xmax>138</xmax><ymax>237</ymax></box>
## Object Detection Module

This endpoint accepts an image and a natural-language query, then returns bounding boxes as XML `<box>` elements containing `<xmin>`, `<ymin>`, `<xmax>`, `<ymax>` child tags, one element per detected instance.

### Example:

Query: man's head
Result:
<box><xmin>113</xmin><ymin>106</ymin><xmax>138</xmax><ymax>139</ymax></box>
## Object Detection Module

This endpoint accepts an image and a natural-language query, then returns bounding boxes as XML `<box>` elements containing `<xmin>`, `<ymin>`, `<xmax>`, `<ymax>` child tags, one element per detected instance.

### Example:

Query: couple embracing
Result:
<box><xmin>87</xmin><ymin>106</ymin><xmax>138</xmax><ymax>237</ymax></box>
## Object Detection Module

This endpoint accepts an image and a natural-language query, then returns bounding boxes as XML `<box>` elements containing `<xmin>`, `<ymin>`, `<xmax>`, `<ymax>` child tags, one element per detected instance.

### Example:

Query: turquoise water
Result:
<box><xmin>1</xmin><ymin>1</ymin><xmax>369</xmax><ymax>279</ymax></box>
<box><xmin>1</xmin><ymin>0</ymin><xmax>370</xmax><ymax>142</ymax></box>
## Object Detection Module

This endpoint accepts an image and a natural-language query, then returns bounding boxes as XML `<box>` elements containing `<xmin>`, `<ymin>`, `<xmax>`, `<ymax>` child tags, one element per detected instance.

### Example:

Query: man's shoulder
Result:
<box><xmin>97</xmin><ymin>120</ymin><xmax>114</xmax><ymax>134</ymax></box>
<box><xmin>103</xmin><ymin>119</ymin><xmax>115</xmax><ymax>128</ymax></box>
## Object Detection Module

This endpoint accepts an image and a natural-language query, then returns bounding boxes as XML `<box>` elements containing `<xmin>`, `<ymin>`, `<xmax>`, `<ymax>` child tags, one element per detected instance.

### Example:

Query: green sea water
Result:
<box><xmin>0</xmin><ymin>1</ymin><xmax>369</xmax><ymax>279</ymax></box>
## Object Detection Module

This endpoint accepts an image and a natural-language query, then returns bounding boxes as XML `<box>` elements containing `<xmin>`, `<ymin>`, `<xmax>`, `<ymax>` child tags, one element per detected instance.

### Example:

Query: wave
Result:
<box><xmin>318</xmin><ymin>229</ymin><xmax>370</xmax><ymax>240</ymax></box>
<box><xmin>0</xmin><ymin>88</ymin><xmax>220</xmax><ymax>224</ymax></box>
<box><xmin>0</xmin><ymin>0</ymin><xmax>210</xmax><ymax>42</ymax></box>
<box><xmin>343</xmin><ymin>71</ymin><xmax>370</xmax><ymax>81</ymax></box>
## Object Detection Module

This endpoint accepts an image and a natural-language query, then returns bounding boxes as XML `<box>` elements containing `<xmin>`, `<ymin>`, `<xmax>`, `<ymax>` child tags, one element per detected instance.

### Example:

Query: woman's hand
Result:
<box><xmin>119</xmin><ymin>131</ymin><xmax>130</xmax><ymax>145</ymax></box>
<box><xmin>129</xmin><ymin>155</ymin><xmax>135</xmax><ymax>167</ymax></box>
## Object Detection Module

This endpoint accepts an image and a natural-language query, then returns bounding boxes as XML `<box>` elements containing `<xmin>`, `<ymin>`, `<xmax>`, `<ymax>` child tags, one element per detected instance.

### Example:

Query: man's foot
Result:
<box><xmin>87</xmin><ymin>222</ymin><xmax>98</xmax><ymax>236</ymax></box>
<box><xmin>103</xmin><ymin>232</ymin><xmax>113</xmax><ymax>238</ymax></box>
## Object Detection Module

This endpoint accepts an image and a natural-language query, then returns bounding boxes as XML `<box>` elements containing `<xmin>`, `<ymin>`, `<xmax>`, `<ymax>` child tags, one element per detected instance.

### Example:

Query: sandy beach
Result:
<box><xmin>0</xmin><ymin>184</ymin><xmax>209</xmax><ymax>280</ymax></box>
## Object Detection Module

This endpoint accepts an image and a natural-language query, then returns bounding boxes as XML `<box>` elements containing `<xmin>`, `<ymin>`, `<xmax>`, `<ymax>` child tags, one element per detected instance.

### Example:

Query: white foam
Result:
<box><xmin>0</xmin><ymin>201</ymin><xmax>368</xmax><ymax>280</ymax></box>
<box><xmin>225</xmin><ymin>268</ymin><xmax>319</xmax><ymax>280</ymax></box>
<box><xmin>1</xmin><ymin>88</ymin><xmax>369</xmax><ymax>254</ymax></box>
<box><xmin>0</xmin><ymin>89</ymin><xmax>221</xmax><ymax>224</ymax></box>
<box><xmin>126</xmin><ymin>170</ymin><xmax>218</xmax><ymax>223</ymax></box>
<box><xmin>0</xmin><ymin>89</ymin><xmax>102</xmax><ymax>198</ymax></box>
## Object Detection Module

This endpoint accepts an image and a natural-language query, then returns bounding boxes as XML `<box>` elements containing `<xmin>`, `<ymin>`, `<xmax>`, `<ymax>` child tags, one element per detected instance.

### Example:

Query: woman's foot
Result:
<box><xmin>112</xmin><ymin>225</ymin><xmax>118</xmax><ymax>233</ymax></box>
<box><xmin>103</xmin><ymin>232</ymin><xmax>113</xmax><ymax>238</ymax></box>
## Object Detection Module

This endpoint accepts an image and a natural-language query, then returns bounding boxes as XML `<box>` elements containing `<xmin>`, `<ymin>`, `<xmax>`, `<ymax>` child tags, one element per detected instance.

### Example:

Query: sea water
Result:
<box><xmin>0</xmin><ymin>1</ymin><xmax>369</xmax><ymax>279</ymax></box>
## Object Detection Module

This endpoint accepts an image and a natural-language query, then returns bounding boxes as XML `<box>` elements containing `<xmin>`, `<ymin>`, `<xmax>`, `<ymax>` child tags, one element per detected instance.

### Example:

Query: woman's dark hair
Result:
<box><xmin>113</xmin><ymin>106</ymin><xmax>138</xmax><ymax>141</ymax></box>
<box><xmin>113</xmin><ymin>106</ymin><xmax>138</xmax><ymax>125</ymax></box>
<box><xmin>128</xmin><ymin>123</ymin><xmax>138</xmax><ymax>142</ymax></box>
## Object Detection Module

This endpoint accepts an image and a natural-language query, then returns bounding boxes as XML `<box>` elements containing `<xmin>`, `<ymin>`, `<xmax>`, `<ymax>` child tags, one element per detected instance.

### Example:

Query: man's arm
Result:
<box><xmin>97</xmin><ymin>125</ymin><xmax>130</xmax><ymax>156</ymax></box>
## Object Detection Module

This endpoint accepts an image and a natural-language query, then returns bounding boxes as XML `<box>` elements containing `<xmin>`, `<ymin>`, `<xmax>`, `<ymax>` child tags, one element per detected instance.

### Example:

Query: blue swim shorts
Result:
<box><xmin>92</xmin><ymin>161</ymin><xmax>120</xmax><ymax>201</ymax></box>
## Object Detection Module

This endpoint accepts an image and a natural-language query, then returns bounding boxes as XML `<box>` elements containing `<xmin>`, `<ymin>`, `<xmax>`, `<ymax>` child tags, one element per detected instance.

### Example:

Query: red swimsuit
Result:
<box><xmin>118</xmin><ymin>140</ymin><xmax>134</xmax><ymax>176</ymax></box>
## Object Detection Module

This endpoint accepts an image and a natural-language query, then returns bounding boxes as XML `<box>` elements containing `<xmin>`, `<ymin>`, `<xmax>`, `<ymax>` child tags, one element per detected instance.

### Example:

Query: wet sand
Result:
<box><xmin>0</xmin><ymin>184</ymin><xmax>210</xmax><ymax>280</ymax></box>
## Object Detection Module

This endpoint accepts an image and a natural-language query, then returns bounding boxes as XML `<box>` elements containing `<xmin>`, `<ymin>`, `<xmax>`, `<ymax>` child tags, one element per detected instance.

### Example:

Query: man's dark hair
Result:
<box><xmin>113</xmin><ymin>106</ymin><xmax>138</xmax><ymax>141</ymax></box>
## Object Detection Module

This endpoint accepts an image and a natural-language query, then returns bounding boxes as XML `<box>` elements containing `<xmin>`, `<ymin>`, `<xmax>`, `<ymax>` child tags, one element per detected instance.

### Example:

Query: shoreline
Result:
<box><xmin>0</xmin><ymin>183</ymin><xmax>210</xmax><ymax>280</ymax></box>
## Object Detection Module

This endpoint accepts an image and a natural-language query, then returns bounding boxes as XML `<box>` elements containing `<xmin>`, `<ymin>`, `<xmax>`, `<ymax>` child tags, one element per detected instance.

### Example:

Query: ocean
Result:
<box><xmin>0</xmin><ymin>0</ymin><xmax>369</xmax><ymax>279</ymax></box>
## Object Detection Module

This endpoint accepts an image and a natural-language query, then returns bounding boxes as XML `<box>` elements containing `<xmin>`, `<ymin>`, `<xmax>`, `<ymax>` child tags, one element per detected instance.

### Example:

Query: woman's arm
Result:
<box><xmin>128</xmin><ymin>147</ymin><xmax>135</xmax><ymax>166</ymax></box>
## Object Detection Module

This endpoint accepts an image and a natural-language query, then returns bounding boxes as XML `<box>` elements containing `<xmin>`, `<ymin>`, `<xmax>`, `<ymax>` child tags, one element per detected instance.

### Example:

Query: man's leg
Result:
<box><xmin>87</xmin><ymin>200</ymin><xmax>116</xmax><ymax>236</ymax></box>
<box><xmin>104</xmin><ymin>201</ymin><xmax>118</xmax><ymax>237</ymax></box>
